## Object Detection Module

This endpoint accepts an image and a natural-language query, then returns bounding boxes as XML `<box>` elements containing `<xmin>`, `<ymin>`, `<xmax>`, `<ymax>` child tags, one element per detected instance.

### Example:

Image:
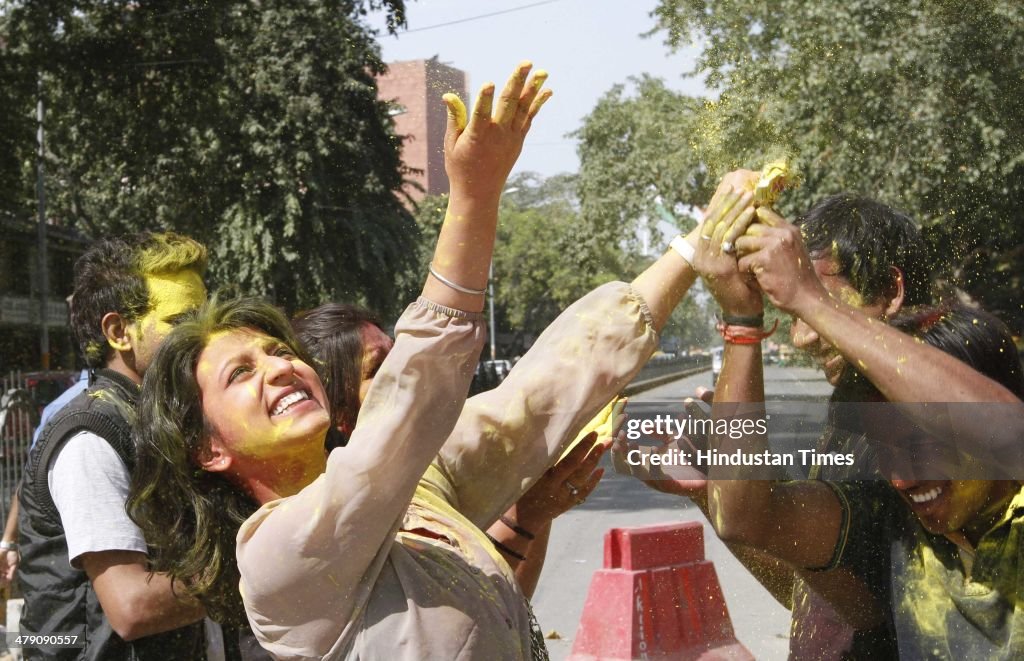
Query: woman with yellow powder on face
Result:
<box><xmin>127</xmin><ymin>62</ymin><xmax>726</xmax><ymax>660</ymax></box>
<box><xmin>290</xmin><ymin>302</ymin><xmax>613</xmax><ymax>605</ymax></box>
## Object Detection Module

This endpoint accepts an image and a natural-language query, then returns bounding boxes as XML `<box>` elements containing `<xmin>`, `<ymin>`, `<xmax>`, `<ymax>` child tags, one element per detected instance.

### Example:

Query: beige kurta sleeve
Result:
<box><xmin>436</xmin><ymin>281</ymin><xmax>658</xmax><ymax>529</ymax></box>
<box><xmin>236</xmin><ymin>298</ymin><xmax>484</xmax><ymax>658</ymax></box>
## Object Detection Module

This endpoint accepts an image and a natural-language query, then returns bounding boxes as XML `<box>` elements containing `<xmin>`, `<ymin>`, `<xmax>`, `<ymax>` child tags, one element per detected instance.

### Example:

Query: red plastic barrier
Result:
<box><xmin>568</xmin><ymin>521</ymin><xmax>754</xmax><ymax>661</ymax></box>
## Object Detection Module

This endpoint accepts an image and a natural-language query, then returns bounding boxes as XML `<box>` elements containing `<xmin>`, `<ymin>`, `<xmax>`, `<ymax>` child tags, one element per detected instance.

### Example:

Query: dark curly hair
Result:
<box><xmin>127</xmin><ymin>295</ymin><xmax>312</xmax><ymax>626</ymax></box>
<box><xmin>71</xmin><ymin>232</ymin><xmax>207</xmax><ymax>367</ymax></box>
<box><xmin>291</xmin><ymin>303</ymin><xmax>383</xmax><ymax>450</ymax></box>
<box><xmin>795</xmin><ymin>194</ymin><xmax>933</xmax><ymax>308</ymax></box>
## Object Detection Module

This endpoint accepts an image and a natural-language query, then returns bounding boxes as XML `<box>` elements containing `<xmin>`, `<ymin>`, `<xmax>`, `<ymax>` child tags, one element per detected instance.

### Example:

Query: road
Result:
<box><xmin>531</xmin><ymin>365</ymin><xmax>832</xmax><ymax>660</ymax></box>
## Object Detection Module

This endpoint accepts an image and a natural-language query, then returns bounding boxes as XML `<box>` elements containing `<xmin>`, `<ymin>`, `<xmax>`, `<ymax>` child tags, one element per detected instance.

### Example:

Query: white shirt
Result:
<box><xmin>47</xmin><ymin>430</ymin><xmax>226</xmax><ymax>660</ymax></box>
<box><xmin>48</xmin><ymin>431</ymin><xmax>147</xmax><ymax>567</ymax></box>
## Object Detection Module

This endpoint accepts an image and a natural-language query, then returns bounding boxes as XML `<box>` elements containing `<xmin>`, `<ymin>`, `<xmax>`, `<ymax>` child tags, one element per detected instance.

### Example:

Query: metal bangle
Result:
<box><xmin>428</xmin><ymin>264</ymin><xmax>487</xmax><ymax>296</ymax></box>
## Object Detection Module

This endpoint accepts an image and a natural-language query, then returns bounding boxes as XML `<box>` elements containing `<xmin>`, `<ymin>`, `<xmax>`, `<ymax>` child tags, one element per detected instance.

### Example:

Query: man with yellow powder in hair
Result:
<box><xmin>700</xmin><ymin>181</ymin><xmax>1024</xmax><ymax>657</ymax></box>
<box><xmin>18</xmin><ymin>233</ymin><xmax>210</xmax><ymax>660</ymax></box>
<box><xmin>619</xmin><ymin>173</ymin><xmax>936</xmax><ymax>658</ymax></box>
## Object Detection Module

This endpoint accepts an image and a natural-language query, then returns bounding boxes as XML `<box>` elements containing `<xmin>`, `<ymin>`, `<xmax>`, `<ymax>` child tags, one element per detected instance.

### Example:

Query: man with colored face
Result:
<box><xmin>720</xmin><ymin>191</ymin><xmax>936</xmax><ymax>658</ymax></box>
<box><xmin>18</xmin><ymin>233</ymin><xmax>211</xmax><ymax>660</ymax></box>
<box><xmin>873</xmin><ymin>419</ymin><xmax>1018</xmax><ymax>544</ymax></box>
<box><xmin>695</xmin><ymin>180</ymin><xmax>1023</xmax><ymax>658</ymax></box>
<box><xmin>711</xmin><ymin>299</ymin><xmax>1024</xmax><ymax>659</ymax></box>
<box><xmin>780</xmin><ymin>194</ymin><xmax>934</xmax><ymax>387</ymax></box>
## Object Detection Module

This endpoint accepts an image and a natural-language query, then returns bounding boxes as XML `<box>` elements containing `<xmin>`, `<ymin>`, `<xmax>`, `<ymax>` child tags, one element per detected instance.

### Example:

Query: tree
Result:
<box><xmin>664</xmin><ymin>294</ymin><xmax>712</xmax><ymax>351</ymax></box>
<box><xmin>1</xmin><ymin>0</ymin><xmax>414</xmax><ymax>314</ymax></box>
<box><xmin>574</xmin><ymin>75</ymin><xmax>710</xmax><ymax>249</ymax></box>
<box><xmin>405</xmin><ymin>174</ymin><xmax>641</xmax><ymax>352</ymax></box>
<box><xmin>495</xmin><ymin>174</ymin><xmax>622</xmax><ymax>342</ymax></box>
<box><xmin>0</xmin><ymin>11</ymin><xmax>34</xmax><ymax>218</ymax></box>
<box><xmin>646</xmin><ymin>0</ymin><xmax>1024</xmax><ymax>331</ymax></box>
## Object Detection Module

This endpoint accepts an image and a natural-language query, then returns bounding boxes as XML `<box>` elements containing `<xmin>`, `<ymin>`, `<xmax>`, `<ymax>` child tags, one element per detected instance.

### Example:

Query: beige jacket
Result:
<box><xmin>237</xmin><ymin>283</ymin><xmax>657</xmax><ymax>660</ymax></box>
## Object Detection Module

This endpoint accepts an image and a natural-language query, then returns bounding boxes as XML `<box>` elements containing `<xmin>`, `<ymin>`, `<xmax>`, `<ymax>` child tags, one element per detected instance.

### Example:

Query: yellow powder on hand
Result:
<box><xmin>754</xmin><ymin>160</ymin><xmax>795</xmax><ymax>207</ymax></box>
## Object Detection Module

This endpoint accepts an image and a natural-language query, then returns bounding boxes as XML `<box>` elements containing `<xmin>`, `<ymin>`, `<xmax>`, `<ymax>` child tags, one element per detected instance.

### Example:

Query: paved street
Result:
<box><xmin>531</xmin><ymin>365</ymin><xmax>832</xmax><ymax>660</ymax></box>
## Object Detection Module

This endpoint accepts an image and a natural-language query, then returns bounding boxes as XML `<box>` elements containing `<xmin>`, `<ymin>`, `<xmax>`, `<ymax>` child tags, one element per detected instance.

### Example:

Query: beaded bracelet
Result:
<box><xmin>716</xmin><ymin>318</ymin><xmax>779</xmax><ymax>344</ymax></box>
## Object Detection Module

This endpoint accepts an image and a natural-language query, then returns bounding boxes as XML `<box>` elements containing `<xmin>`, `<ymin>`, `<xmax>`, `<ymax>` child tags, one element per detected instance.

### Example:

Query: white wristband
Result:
<box><xmin>670</xmin><ymin>235</ymin><xmax>695</xmax><ymax>266</ymax></box>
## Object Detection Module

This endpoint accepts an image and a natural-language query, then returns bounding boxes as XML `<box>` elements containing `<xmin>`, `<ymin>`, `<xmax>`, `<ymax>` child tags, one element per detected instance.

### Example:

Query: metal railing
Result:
<box><xmin>633</xmin><ymin>354</ymin><xmax>711</xmax><ymax>383</ymax></box>
<box><xmin>0</xmin><ymin>372</ymin><xmax>38</xmax><ymax>527</ymax></box>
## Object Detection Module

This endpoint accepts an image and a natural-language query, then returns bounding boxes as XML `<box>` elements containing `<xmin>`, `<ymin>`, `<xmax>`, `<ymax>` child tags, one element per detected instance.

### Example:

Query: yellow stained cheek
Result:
<box><xmin>134</xmin><ymin>316</ymin><xmax>169</xmax><ymax>345</ymax></box>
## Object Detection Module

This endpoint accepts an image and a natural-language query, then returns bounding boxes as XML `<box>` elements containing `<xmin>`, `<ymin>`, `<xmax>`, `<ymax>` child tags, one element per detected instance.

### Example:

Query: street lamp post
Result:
<box><xmin>491</xmin><ymin>186</ymin><xmax>519</xmax><ymax>362</ymax></box>
<box><xmin>488</xmin><ymin>261</ymin><xmax>496</xmax><ymax>361</ymax></box>
<box><xmin>36</xmin><ymin>75</ymin><xmax>50</xmax><ymax>369</ymax></box>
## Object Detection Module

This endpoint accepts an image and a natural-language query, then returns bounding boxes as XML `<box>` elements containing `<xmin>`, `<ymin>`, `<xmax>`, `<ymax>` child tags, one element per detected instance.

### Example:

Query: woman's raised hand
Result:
<box><xmin>442</xmin><ymin>61</ymin><xmax>552</xmax><ymax>203</ymax></box>
<box><xmin>425</xmin><ymin>62</ymin><xmax>552</xmax><ymax>312</ymax></box>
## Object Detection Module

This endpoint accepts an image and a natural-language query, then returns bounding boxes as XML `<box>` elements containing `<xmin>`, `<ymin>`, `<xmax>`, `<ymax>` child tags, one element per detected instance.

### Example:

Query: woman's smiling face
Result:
<box><xmin>196</xmin><ymin>328</ymin><xmax>331</xmax><ymax>468</ymax></box>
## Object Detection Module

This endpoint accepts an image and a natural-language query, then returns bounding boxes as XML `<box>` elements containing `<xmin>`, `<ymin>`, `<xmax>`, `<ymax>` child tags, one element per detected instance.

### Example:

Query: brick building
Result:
<box><xmin>377</xmin><ymin>58</ymin><xmax>468</xmax><ymax>201</ymax></box>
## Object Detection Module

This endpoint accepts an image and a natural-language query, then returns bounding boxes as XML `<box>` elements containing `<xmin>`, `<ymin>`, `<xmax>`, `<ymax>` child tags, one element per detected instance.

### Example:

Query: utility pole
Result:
<box><xmin>36</xmin><ymin>75</ymin><xmax>50</xmax><ymax>369</ymax></box>
<box><xmin>490</xmin><ymin>186</ymin><xmax>519</xmax><ymax>362</ymax></box>
<box><xmin>488</xmin><ymin>261</ymin><xmax>496</xmax><ymax>361</ymax></box>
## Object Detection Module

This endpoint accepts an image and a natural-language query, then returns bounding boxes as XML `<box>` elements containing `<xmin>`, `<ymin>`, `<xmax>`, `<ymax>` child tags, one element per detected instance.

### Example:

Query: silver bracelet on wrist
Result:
<box><xmin>429</xmin><ymin>264</ymin><xmax>487</xmax><ymax>296</ymax></box>
<box><xmin>0</xmin><ymin>541</ymin><xmax>17</xmax><ymax>551</ymax></box>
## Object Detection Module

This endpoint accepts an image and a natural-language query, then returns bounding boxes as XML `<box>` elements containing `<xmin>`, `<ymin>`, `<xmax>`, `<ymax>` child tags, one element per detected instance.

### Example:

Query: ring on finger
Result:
<box><xmin>722</xmin><ymin>240</ymin><xmax>735</xmax><ymax>254</ymax></box>
<box><xmin>700</xmin><ymin>234</ymin><xmax>713</xmax><ymax>241</ymax></box>
<box><xmin>566</xmin><ymin>481</ymin><xmax>580</xmax><ymax>497</ymax></box>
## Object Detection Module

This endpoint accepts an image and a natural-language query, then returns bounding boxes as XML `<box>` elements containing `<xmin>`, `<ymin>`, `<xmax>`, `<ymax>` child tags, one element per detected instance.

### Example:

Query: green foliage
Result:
<box><xmin>406</xmin><ymin>176</ymin><xmax>623</xmax><ymax>344</ymax></box>
<box><xmin>646</xmin><ymin>0</ymin><xmax>1024</xmax><ymax>330</ymax></box>
<box><xmin>574</xmin><ymin>75</ymin><xmax>709</xmax><ymax>247</ymax></box>
<box><xmin>0</xmin><ymin>12</ymin><xmax>34</xmax><ymax>217</ymax></box>
<box><xmin>400</xmin><ymin>191</ymin><xmax>447</xmax><ymax>303</ymax></box>
<box><xmin>495</xmin><ymin>173</ymin><xmax>621</xmax><ymax>338</ymax></box>
<box><xmin>1</xmin><ymin>0</ymin><xmax>413</xmax><ymax>314</ymax></box>
<box><xmin>664</xmin><ymin>290</ymin><xmax>712</xmax><ymax>349</ymax></box>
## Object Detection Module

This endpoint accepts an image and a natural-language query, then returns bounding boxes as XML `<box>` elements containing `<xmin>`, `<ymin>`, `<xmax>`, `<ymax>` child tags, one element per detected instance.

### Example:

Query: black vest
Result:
<box><xmin>17</xmin><ymin>368</ymin><xmax>206</xmax><ymax>661</ymax></box>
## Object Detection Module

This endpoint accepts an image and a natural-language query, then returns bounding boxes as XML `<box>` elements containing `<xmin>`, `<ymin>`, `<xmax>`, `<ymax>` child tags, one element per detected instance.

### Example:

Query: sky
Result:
<box><xmin>365</xmin><ymin>0</ymin><xmax>708</xmax><ymax>178</ymax></box>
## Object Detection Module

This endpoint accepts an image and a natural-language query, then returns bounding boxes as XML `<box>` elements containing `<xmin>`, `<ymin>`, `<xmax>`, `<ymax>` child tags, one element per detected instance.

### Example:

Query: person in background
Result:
<box><xmin>18</xmin><ymin>232</ymin><xmax>211</xmax><ymax>659</ymax></box>
<box><xmin>0</xmin><ymin>368</ymin><xmax>89</xmax><ymax>584</ymax></box>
